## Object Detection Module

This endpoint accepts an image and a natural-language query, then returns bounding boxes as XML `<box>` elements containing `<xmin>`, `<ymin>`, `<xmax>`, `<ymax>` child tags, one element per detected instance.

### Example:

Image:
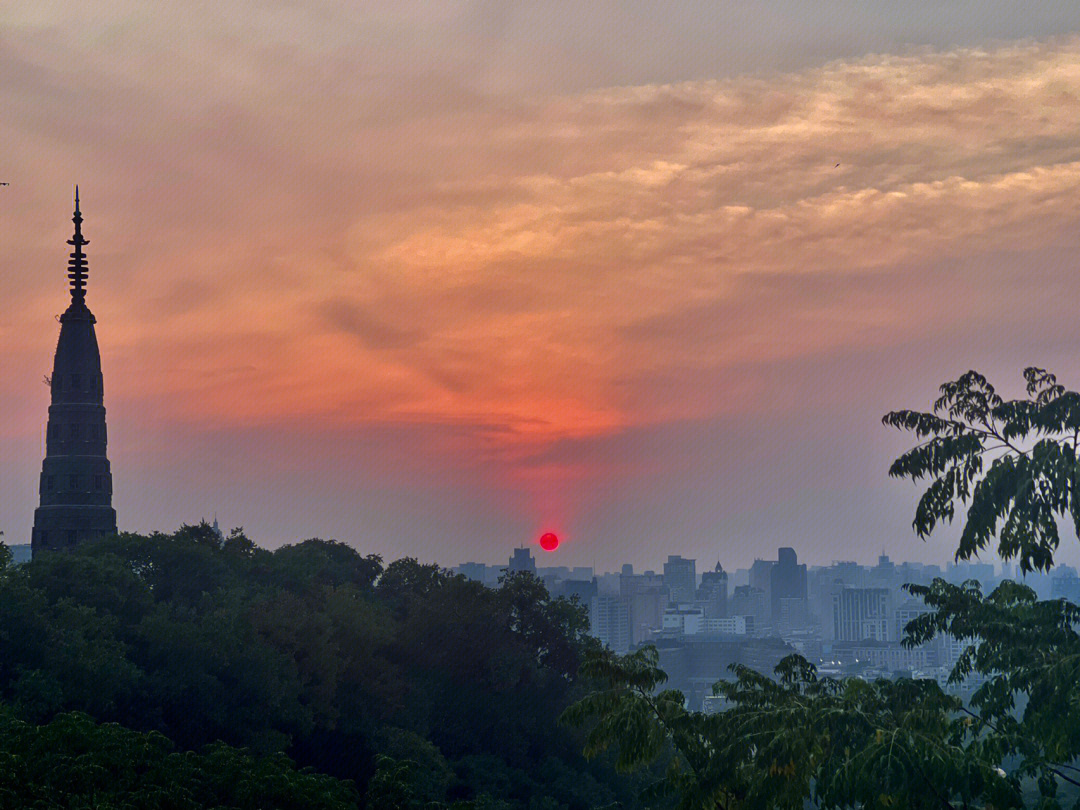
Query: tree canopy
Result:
<box><xmin>0</xmin><ymin>525</ymin><xmax>640</xmax><ymax>809</ymax></box>
<box><xmin>884</xmin><ymin>367</ymin><xmax>1080</xmax><ymax>572</ymax></box>
<box><xmin>567</xmin><ymin>368</ymin><xmax>1080</xmax><ymax>809</ymax></box>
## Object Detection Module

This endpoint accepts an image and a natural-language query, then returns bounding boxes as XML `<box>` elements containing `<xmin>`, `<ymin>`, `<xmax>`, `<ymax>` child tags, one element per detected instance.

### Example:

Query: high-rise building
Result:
<box><xmin>664</xmin><ymin>555</ymin><xmax>697</xmax><ymax>604</ymax></box>
<box><xmin>865</xmin><ymin>554</ymin><xmax>900</xmax><ymax>594</ymax></box>
<box><xmin>1051</xmin><ymin>568</ymin><xmax>1080</xmax><ymax>604</ymax></box>
<box><xmin>946</xmin><ymin>561</ymin><xmax>995</xmax><ymax>585</ymax></box>
<box><xmin>833</xmin><ymin>587</ymin><xmax>891</xmax><ymax>642</ymax></box>
<box><xmin>32</xmin><ymin>190</ymin><xmax>117</xmax><ymax>555</ymax></box>
<box><xmin>456</xmin><ymin>562</ymin><xmax>488</xmax><ymax>582</ymax></box>
<box><xmin>749</xmin><ymin>558</ymin><xmax>775</xmax><ymax>612</ymax></box>
<box><xmin>554</xmin><ymin>578</ymin><xmax>598</xmax><ymax>604</ymax></box>
<box><xmin>507</xmin><ymin>547</ymin><xmax>536</xmax><ymax>575</ymax></box>
<box><xmin>590</xmin><ymin>594</ymin><xmax>631</xmax><ymax>653</ymax></box>
<box><xmin>696</xmin><ymin>562</ymin><xmax>728</xmax><ymax>618</ymax></box>
<box><xmin>776</xmin><ymin>596</ymin><xmax>809</xmax><ymax>633</ymax></box>
<box><xmin>894</xmin><ymin>599</ymin><xmax>934</xmax><ymax>640</ymax></box>
<box><xmin>731</xmin><ymin>585</ymin><xmax>768</xmax><ymax>635</ymax></box>
<box><xmin>621</xmin><ymin>570</ymin><xmax>668</xmax><ymax>645</ymax></box>
<box><xmin>770</xmin><ymin>547</ymin><xmax>807</xmax><ymax>623</ymax></box>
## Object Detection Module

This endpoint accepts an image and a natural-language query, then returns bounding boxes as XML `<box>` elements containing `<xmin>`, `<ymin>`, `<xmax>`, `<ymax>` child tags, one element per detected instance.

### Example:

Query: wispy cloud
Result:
<box><xmin>3</xmin><ymin>7</ymin><xmax>1080</xmax><ymax>559</ymax></box>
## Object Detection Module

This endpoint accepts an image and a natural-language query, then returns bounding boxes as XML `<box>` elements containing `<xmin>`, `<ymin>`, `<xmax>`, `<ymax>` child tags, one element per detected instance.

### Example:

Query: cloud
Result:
<box><xmin>3</xmin><ymin>9</ymin><xmax>1080</xmax><ymax>561</ymax></box>
<box><xmin>316</xmin><ymin>300</ymin><xmax>426</xmax><ymax>350</ymax></box>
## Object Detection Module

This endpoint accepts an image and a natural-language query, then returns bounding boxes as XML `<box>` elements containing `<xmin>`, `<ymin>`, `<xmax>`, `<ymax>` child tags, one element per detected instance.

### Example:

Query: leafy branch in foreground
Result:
<box><xmin>567</xmin><ymin>368</ymin><xmax>1080</xmax><ymax>809</ymax></box>
<box><xmin>883</xmin><ymin>367</ymin><xmax>1080</xmax><ymax>572</ymax></box>
<box><xmin>905</xmin><ymin>578</ymin><xmax>1080</xmax><ymax>796</ymax></box>
<box><xmin>564</xmin><ymin>646</ymin><xmax>1019</xmax><ymax>809</ymax></box>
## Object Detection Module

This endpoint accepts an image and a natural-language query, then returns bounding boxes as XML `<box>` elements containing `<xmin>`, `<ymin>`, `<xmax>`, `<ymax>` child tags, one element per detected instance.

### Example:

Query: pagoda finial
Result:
<box><xmin>67</xmin><ymin>185</ymin><xmax>89</xmax><ymax>305</ymax></box>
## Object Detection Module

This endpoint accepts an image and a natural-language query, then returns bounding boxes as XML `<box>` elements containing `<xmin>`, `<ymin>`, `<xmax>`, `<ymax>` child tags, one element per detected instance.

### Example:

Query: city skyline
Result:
<box><xmin>4</xmin><ymin>5</ymin><xmax>1080</xmax><ymax>571</ymax></box>
<box><xmin>453</xmin><ymin>544</ymin><xmax>1024</xmax><ymax>580</ymax></box>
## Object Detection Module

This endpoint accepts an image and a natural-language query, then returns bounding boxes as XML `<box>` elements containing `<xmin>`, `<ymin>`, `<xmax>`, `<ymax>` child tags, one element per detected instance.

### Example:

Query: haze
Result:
<box><xmin>3</xmin><ymin>2</ymin><xmax>1080</xmax><ymax>571</ymax></box>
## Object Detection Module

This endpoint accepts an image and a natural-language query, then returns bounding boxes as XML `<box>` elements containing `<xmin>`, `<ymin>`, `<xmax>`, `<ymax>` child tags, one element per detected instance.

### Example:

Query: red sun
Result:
<box><xmin>539</xmin><ymin>532</ymin><xmax>560</xmax><ymax>552</ymax></box>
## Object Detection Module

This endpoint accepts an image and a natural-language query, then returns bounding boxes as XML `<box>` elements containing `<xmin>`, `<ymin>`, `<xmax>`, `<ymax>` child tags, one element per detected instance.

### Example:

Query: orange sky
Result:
<box><xmin>4</xmin><ymin>4</ymin><xmax>1080</xmax><ymax>569</ymax></box>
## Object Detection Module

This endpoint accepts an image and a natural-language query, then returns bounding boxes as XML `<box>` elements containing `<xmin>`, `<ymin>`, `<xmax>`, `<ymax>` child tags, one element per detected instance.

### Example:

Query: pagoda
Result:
<box><xmin>31</xmin><ymin>189</ymin><xmax>117</xmax><ymax>554</ymax></box>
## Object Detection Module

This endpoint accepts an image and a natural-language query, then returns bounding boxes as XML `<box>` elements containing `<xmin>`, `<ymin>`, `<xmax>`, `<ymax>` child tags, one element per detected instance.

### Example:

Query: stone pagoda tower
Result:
<box><xmin>31</xmin><ymin>189</ymin><xmax>117</xmax><ymax>555</ymax></box>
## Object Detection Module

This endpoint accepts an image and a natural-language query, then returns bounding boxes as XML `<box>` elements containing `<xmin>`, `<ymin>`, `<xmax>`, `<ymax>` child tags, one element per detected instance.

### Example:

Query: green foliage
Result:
<box><xmin>366</xmin><ymin>755</ymin><xmax>422</xmax><ymax>810</ymax></box>
<box><xmin>0</xmin><ymin>706</ymin><xmax>358</xmax><ymax>809</ymax></box>
<box><xmin>565</xmin><ymin>646</ymin><xmax>1024</xmax><ymax>809</ymax></box>
<box><xmin>883</xmin><ymin>367</ymin><xmax>1080</xmax><ymax>573</ymax></box>
<box><xmin>905</xmin><ymin>578</ymin><xmax>1080</xmax><ymax>795</ymax></box>
<box><xmin>0</xmin><ymin>524</ymin><xmax>636</xmax><ymax>809</ymax></box>
<box><xmin>567</xmin><ymin>368</ymin><xmax>1080</xmax><ymax>809</ymax></box>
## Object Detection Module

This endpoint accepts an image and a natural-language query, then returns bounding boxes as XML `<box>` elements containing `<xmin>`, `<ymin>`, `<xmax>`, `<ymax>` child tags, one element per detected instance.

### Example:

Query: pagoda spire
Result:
<box><xmin>32</xmin><ymin>188</ymin><xmax>117</xmax><ymax>554</ymax></box>
<box><xmin>66</xmin><ymin>185</ymin><xmax>89</xmax><ymax>305</ymax></box>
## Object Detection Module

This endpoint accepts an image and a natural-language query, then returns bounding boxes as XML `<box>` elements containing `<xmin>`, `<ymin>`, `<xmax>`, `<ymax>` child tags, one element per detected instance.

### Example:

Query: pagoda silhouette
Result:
<box><xmin>31</xmin><ymin>188</ymin><xmax>117</xmax><ymax>555</ymax></box>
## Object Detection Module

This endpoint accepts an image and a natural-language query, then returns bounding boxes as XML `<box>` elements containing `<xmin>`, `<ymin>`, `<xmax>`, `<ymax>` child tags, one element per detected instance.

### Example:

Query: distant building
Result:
<box><xmin>553</xmin><ymin>578</ymin><xmax>598</xmax><ymax>604</ymax></box>
<box><xmin>832</xmin><ymin>640</ymin><xmax>933</xmax><ymax>674</ymax></box>
<box><xmin>896</xmin><ymin>561</ymin><xmax>939</xmax><ymax>588</ymax></box>
<box><xmin>507</xmin><ymin>547</ymin><xmax>536</xmax><ymax>575</ymax></box>
<box><xmin>1051</xmin><ymin>568</ymin><xmax>1080</xmax><ymax>603</ymax></box>
<box><xmin>731</xmin><ymin>585</ymin><xmax>768</xmax><ymax>635</ymax></box>
<box><xmin>946</xmin><ymin>561</ymin><xmax>995</xmax><ymax>585</ymax></box>
<box><xmin>770</xmin><ymin>547</ymin><xmax>807</xmax><ymax>624</ymax></box>
<box><xmin>702</xmin><ymin>616</ymin><xmax>747</xmax><ymax>635</ymax></box>
<box><xmin>595</xmin><ymin>571</ymin><xmax>621</xmax><ymax>595</ymax></box>
<box><xmin>894</xmin><ymin>599</ymin><xmax>935</xmax><ymax>642</ymax></box>
<box><xmin>663</xmin><ymin>605</ymin><xmax>704</xmax><ymax>635</ymax></box>
<box><xmin>664</xmin><ymin>555</ymin><xmax>697</xmax><ymax>603</ymax></box>
<box><xmin>808</xmin><ymin>570</ymin><xmax>846</xmax><ymax>639</ymax></box>
<box><xmin>8</xmin><ymin>544</ymin><xmax>32</xmax><ymax>564</ymax></box>
<box><xmin>456</xmin><ymin>562</ymin><xmax>488</xmax><ymax>582</ymax></box>
<box><xmin>834</xmin><ymin>587</ymin><xmax>891</xmax><ymax>642</ymax></box>
<box><xmin>831</xmin><ymin>561</ymin><xmax>864</xmax><ymax>587</ymax></box>
<box><xmin>776</xmin><ymin>596</ymin><xmax>809</xmax><ymax>634</ymax></box>
<box><xmin>589</xmin><ymin>594</ymin><xmax>631</xmax><ymax>653</ymax></box>
<box><xmin>654</xmin><ymin>635</ymin><xmax>794</xmax><ymax>710</ymax></box>
<box><xmin>938</xmin><ymin>633</ymin><xmax>972</xmax><ymax>669</ymax></box>
<box><xmin>738</xmin><ymin>637</ymin><xmax>797</xmax><ymax>676</ymax></box>
<box><xmin>696</xmin><ymin>562</ymin><xmax>728</xmax><ymax>618</ymax></box>
<box><xmin>870</xmin><ymin>553</ymin><xmax>898</xmax><ymax>589</ymax></box>
<box><xmin>749</xmin><ymin>558</ymin><xmax>775</xmax><ymax>609</ymax></box>
<box><xmin>621</xmin><ymin>572</ymin><xmax>668</xmax><ymax>646</ymax></box>
<box><xmin>536</xmin><ymin>565</ymin><xmax>570</xmax><ymax>580</ymax></box>
<box><xmin>662</xmin><ymin>606</ymin><xmax>746</xmax><ymax>637</ymax></box>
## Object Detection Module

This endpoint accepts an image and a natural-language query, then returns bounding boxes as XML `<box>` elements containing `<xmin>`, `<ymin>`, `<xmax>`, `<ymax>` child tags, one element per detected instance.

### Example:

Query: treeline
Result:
<box><xmin>0</xmin><ymin>529</ymin><xmax>648</xmax><ymax>809</ymax></box>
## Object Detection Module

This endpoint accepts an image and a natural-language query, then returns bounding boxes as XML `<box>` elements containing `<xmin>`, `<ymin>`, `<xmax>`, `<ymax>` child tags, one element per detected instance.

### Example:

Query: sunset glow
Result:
<box><xmin>4</xmin><ymin>4</ymin><xmax>1080</xmax><ymax>568</ymax></box>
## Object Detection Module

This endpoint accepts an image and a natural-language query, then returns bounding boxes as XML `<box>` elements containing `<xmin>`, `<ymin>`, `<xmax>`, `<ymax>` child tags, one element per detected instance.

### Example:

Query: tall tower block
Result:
<box><xmin>31</xmin><ymin>189</ymin><xmax>117</xmax><ymax>554</ymax></box>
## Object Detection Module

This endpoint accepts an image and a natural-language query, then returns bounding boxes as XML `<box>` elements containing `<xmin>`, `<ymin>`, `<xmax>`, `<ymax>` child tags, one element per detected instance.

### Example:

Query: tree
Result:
<box><xmin>0</xmin><ymin>526</ymin><xmax>632</xmax><ymax>809</ymax></box>
<box><xmin>883</xmin><ymin>367</ymin><xmax>1080</xmax><ymax>573</ymax></box>
<box><xmin>0</xmin><ymin>706</ymin><xmax>359</xmax><ymax>810</ymax></box>
<box><xmin>566</xmin><ymin>368</ymin><xmax>1080</xmax><ymax>809</ymax></box>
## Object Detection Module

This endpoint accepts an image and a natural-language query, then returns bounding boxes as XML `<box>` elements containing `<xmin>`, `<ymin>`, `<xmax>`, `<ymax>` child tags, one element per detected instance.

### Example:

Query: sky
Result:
<box><xmin>3</xmin><ymin>2</ymin><xmax>1080</xmax><ymax>571</ymax></box>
